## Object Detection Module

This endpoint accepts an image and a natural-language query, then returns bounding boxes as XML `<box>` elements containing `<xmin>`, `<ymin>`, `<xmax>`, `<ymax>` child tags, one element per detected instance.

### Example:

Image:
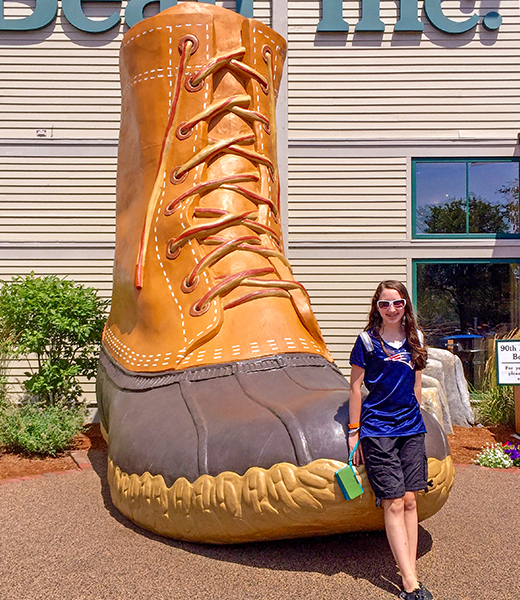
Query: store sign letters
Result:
<box><xmin>0</xmin><ymin>0</ymin><xmax>254</xmax><ymax>32</ymax></box>
<box><xmin>318</xmin><ymin>0</ymin><xmax>502</xmax><ymax>34</ymax></box>
<box><xmin>0</xmin><ymin>0</ymin><xmax>502</xmax><ymax>34</ymax></box>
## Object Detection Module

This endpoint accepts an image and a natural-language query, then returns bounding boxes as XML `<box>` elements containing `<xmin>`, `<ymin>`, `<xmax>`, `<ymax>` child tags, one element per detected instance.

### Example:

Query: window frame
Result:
<box><xmin>412</xmin><ymin>157</ymin><xmax>520</xmax><ymax>239</ymax></box>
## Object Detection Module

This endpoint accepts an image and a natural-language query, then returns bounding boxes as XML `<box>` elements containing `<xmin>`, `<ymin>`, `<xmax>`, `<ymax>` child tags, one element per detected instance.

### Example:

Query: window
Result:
<box><xmin>413</xmin><ymin>159</ymin><xmax>519</xmax><ymax>237</ymax></box>
<box><xmin>414</xmin><ymin>260</ymin><xmax>520</xmax><ymax>387</ymax></box>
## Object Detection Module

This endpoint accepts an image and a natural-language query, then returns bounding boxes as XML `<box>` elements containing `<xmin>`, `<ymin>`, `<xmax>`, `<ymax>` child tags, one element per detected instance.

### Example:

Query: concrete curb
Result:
<box><xmin>453</xmin><ymin>462</ymin><xmax>520</xmax><ymax>473</ymax></box>
<box><xmin>70</xmin><ymin>450</ymin><xmax>94</xmax><ymax>472</ymax></box>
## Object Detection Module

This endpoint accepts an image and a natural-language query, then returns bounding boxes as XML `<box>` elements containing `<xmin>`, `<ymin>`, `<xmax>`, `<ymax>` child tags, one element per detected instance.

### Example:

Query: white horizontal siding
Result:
<box><xmin>0</xmin><ymin>1</ymin><xmax>122</xmax><ymax>140</ymax></box>
<box><xmin>0</xmin><ymin>1</ymin><xmax>271</xmax><ymax>139</ymax></box>
<box><xmin>290</xmin><ymin>258</ymin><xmax>408</xmax><ymax>372</ymax></box>
<box><xmin>288</xmin><ymin>156</ymin><xmax>407</xmax><ymax>242</ymax></box>
<box><xmin>0</xmin><ymin>261</ymin><xmax>114</xmax><ymax>298</ymax></box>
<box><xmin>287</xmin><ymin>0</ymin><xmax>520</xmax><ymax>140</ymax></box>
<box><xmin>0</xmin><ymin>156</ymin><xmax>117</xmax><ymax>242</ymax></box>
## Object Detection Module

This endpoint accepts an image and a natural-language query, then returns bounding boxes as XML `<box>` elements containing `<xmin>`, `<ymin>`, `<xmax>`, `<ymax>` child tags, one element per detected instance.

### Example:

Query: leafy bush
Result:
<box><xmin>0</xmin><ymin>324</ymin><xmax>12</xmax><ymax>417</ymax></box>
<box><xmin>474</xmin><ymin>443</ymin><xmax>514</xmax><ymax>468</ymax></box>
<box><xmin>0</xmin><ymin>272</ymin><xmax>108</xmax><ymax>406</ymax></box>
<box><xmin>0</xmin><ymin>273</ymin><xmax>107</xmax><ymax>455</ymax></box>
<box><xmin>472</xmin><ymin>329</ymin><xmax>517</xmax><ymax>427</ymax></box>
<box><xmin>0</xmin><ymin>402</ymin><xmax>86</xmax><ymax>456</ymax></box>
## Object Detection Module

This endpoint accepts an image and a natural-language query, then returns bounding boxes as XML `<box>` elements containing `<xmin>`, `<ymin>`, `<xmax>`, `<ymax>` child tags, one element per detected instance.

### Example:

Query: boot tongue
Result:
<box><xmin>201</xmin><ymin>59</ymin><xmax>269</xmax><ymax>281</ymax></box>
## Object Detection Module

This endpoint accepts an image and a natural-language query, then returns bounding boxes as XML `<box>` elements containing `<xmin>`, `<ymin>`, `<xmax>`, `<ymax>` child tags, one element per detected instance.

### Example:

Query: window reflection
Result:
<box><xmin>416</xmin><ymin>162</ymin><xmax>466</xmax><ymax>234</ymax></box>
<box><xmin>414</xmin><ymin>160</ymin><xmax>519</xmax><ymax>236</ymax></box>
<box><xmin>468</xmin><ymin>162</ymin><xmax>519</xmax><ymax>234</ymax></box>
<box><xmin>416</xmin><ymin>261</ymin><xmax>520</xmax><ymax>387</ymax></box>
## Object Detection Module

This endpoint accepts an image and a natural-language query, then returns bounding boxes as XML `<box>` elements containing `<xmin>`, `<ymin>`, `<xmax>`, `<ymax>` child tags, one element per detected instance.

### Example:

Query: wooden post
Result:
<box><xmin>515</xmin><ymin>387</ymin><xmax>520</xmax><ymax>435</ymax></box>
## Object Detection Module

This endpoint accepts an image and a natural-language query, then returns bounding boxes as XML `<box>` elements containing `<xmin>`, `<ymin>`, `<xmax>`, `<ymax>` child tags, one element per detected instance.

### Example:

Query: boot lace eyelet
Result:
<box><xmin>176</xmin><ymin>122</ymin><xmax>193</xmax><ymax>140</ymax></box>
<box><xmin>190</xmin><ymin>301</ymin><xmax>210</xmax><ymax>317</ymax></box>
<box><xmin>166</xmin><ymin>243</ymin><xmax>181</xmax><ymax>260</ymax></box>
<box><xmin>185</xmin><ymin>74</ymin><xmax>205</xmax><ymax>93</ymax></box>
<box><xmin>170</xmin><ymin>167</ymin><xmax>188</xmax><ymax>185</ymax></box>
<box><xmin>260</xmin><ymin>46</ymin><xmax>272</xmax><ymax>94</ymax></box>
<box><xmin>181</xmin><ymin>275</ymin><xmax>199</xmax><ymax>293</ymax></box>
<box><xmin>178</xmin><ymin>34</ymin><xmax>199</xmax><ymax>56</ymax></box>
<box><xmin>164</xmin><ymin>200</ymin><xmax>179</xmax><ymax>216</ymax></box>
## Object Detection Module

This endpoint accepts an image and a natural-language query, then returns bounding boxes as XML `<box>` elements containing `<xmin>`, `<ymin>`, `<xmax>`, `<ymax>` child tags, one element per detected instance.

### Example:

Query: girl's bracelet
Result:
<box><xmin>348</xmin><ymin>427</ymin><xmax>360</xmax><ymax>434</ymax></box>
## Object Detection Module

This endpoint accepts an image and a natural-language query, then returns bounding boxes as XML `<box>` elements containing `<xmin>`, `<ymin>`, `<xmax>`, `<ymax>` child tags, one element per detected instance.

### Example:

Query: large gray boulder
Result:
<box><xmin>421</xmin><ymin>387</ymin><xmax>449</xmax><ymax>433</ymax></box>
<box><xmin>421</xmin><ymin>373</ymin><xmax>454</xmax><ymax>434</ymax></box>
<box><xmin>425</xmin><ymin>347</ymin><xmax>474</xmax><ymax>427</ymax></box>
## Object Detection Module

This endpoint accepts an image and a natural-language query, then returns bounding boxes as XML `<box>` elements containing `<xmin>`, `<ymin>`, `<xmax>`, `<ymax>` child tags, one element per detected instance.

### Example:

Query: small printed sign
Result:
<box><xmin>496</xmin><ymin>340</ymin><xmax>520</xmax><ymax>385</ymax></box>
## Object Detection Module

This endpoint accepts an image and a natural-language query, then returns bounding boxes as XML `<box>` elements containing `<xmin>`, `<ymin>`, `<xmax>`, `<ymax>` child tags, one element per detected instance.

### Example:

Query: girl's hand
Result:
<box><xmin>348</xmin><ymin>431</ymin><xmax>364</xmax><ymax>466</ymax></box>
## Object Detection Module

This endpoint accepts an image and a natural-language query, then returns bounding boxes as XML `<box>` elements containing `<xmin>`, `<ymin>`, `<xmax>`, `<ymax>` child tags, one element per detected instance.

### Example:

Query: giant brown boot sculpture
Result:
<box><xmin>97</xmin><ymin>2</ymin><xmax>454</xmax><ymax>543</ymax></box>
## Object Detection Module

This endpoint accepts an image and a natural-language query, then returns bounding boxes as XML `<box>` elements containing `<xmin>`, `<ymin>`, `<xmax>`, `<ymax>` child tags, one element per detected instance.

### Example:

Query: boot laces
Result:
<box><xmin>136</xmin><ymin>35</ymin><xmax>307</xmax><ymax>317</ymax></box>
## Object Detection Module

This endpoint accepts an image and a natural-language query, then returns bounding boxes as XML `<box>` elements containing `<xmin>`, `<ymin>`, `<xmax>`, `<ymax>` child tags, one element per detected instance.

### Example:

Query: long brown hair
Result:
<box><xmin>365</xmin><ymin>280</ymin><xmax>428</xmax><ymax>370</ymax></box>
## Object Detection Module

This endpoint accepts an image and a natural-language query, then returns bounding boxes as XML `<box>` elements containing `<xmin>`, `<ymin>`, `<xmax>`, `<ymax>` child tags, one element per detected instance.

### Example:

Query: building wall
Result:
<box><xmin>287</xmin><ymin>0</ymin><xmax>520</xmax><ymax>140</ymax></box>
<box><xmin>285</xmin><ymin>0</ymin><xmax>520</xmax><ymax>371</ymax></box>
<box><xmin>1</xmin><ymin>0</ymin><xmax>519</xmax><ymax>407</ymax></box>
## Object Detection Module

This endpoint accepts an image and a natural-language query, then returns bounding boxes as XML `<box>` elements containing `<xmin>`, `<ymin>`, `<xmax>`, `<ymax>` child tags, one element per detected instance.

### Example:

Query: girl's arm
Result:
<box><xmin>349</xmin><ymin>364</ymin><xmax>365</xmax><ymax>465</ymax></box>
<box><xmin>414</xmin><ymin>370</ymin><xmax>422</xmax><ymax>406</ymax></box>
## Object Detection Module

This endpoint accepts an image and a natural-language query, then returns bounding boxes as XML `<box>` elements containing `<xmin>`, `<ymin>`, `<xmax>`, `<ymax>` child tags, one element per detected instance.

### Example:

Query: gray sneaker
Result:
<box><xmin>398</xmin><ymin>583</ymin><xmax>433</xmax><ymax>600</ymax></box>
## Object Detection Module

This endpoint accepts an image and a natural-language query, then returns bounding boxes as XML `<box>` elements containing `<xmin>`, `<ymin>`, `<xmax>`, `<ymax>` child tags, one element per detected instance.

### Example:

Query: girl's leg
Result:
<box><xmin>403</xmin><ymin>491</ymin><xmax>419</xmax><ymax>573</ymax></box>
<box><xmin>382</xmin><ymin>497</ymin><xmax>419</xmax><ymax>593</ymax></box>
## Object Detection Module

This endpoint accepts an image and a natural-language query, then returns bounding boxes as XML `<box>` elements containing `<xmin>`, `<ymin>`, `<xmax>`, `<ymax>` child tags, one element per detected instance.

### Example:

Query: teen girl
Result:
<box><xmin>349</xmin><ymin>280</ymin><xmax>432</xmax><ymax>600</ymax></box>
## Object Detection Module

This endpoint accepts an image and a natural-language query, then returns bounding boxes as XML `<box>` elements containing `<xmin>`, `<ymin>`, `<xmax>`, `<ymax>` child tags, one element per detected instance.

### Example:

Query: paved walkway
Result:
<box><xmin>1</xmin><ymin>451</ymin><xmax>519</xmax><ymax>600</ymax></box>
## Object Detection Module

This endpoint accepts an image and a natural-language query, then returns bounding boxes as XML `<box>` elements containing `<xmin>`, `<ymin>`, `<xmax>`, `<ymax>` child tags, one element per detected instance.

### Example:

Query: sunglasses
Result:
<box><xmin>377</xmin><ymin>299</ymin><xmax>406</xmax><ymax>310</ymax></box>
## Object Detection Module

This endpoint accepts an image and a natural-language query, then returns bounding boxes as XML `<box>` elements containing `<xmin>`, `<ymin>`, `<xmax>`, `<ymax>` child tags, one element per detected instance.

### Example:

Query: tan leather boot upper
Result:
<box><xmin>104</xmin><ymin>2</ymin><xmax>332</xmax><ymax>372</ymax></box>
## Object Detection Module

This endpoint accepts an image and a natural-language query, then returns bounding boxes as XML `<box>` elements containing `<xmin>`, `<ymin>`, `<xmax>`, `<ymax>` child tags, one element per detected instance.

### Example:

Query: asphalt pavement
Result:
<box><xmin>1</xmin><ymin>450</ymin><xmax>519</xmax><ymax>600</ymax></box>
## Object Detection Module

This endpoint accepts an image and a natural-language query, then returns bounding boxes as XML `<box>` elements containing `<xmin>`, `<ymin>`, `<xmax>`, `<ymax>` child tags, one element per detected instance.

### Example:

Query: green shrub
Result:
<box><xmin>0</xmin><ymin>273</ymin><xmax>107</xmax><ymax>456</ymax></box>
<box><xmin>472</xmin><ymin>385</ymin><xmax>515</xmax><ymax>427</ymax></box>
<box><xmin>0</xmin><ymin>272</ymin><xmax>108</xmax><ymax>406</ymax></box>
<box><xmin>0</xmin><ymin>402</ymin><xmax>86</xmax><ymax>456</ymax></box>
<box><xmin>471</xmin><ymin>329</ymin><xmax>518</xmax><ymax>427</ymax></box>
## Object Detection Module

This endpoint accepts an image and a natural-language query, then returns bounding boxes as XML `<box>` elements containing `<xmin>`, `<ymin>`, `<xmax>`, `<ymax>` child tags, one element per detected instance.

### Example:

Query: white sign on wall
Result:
<box><xmin>496</xmin><ymin>340</ymin><xmax>520</xmax><ymax>385</ymax></box>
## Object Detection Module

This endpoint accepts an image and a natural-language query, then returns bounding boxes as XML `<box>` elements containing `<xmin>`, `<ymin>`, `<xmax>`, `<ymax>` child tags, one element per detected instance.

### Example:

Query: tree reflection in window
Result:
<box><xmin>414</xmin><ymin>160</ymin><xmax>519</xmax><ymax>236</ymax></box>
<box><xmin>417</xmin><ymin>262</ymin><xmax>519</xmax><ymax>337</ymax></box>
<box><xmin>415</xmin><ymin>261</ymin><xmax>520</xmax><ymax>387</ymax></box>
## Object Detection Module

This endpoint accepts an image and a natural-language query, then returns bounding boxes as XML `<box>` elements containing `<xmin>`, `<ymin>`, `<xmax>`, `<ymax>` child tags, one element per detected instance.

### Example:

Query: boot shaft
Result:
<box><xmin>105</xmin><ymin>2</ymin><xmax>330</xmax><ymax>372</ymax></box>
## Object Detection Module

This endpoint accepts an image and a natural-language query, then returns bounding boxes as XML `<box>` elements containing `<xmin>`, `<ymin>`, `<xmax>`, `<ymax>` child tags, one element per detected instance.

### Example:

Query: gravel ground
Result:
<box><xmin>1</xmin><ymin>451</ymin><xmax>519</xmax><ymax>600</ymax></box>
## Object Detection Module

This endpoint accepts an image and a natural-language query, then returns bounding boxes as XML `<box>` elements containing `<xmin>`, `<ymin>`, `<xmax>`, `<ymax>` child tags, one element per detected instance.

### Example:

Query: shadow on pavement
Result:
<box><xmin>88</xmin><ymin>447</ymin><xmax>433</xmax><ymax>596</ymax></box>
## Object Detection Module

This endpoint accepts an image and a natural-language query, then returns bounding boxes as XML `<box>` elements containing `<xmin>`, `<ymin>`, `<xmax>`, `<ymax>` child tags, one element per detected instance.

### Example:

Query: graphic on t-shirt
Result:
<box><xmin>383</xmin><ymin>351</ymin><xmax>414</xmax><ymax>370</ymax></box>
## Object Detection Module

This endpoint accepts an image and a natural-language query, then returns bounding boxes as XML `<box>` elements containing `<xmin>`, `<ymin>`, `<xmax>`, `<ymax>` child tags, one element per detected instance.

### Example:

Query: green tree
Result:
<box><xmin>468</xmin><ymin>196</ymin><xmax>510</xmax><ymax>233</ymax></box>
<box><xmin>417</xmin><ymin>263</ymin><xmax>513</xmax><ymax>334</ymax></box>
<box><xmin>497</xmin><ymin>177</ymin><xmax>519</xmax><ymax>234</ymax></box>
<box><xmin>0</xmin><ymin>273</ymin><xmax>108</xmax><ymax>406</ymax></box>
<box><xmin>420</xmin><ymin>197</ymin><xmax>466</xmax><ymax>233</ymax></box>
<box><xmin>420</xmin><ymin>195</ymin><xmax>512</xmax><ymax>234</ymax></box>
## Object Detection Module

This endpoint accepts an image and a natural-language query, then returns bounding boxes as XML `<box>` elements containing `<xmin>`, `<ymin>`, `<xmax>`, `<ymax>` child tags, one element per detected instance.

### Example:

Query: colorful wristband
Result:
<box><xmin>348</xmin><ymin>422</ymin><xmax>360</xmax><ymax>429</ymax></box>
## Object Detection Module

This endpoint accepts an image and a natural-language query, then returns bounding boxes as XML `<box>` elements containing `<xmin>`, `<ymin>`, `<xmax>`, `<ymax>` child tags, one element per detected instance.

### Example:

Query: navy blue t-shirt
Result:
<box><xmin>349</xmin><ymin>330</ymin><xmax>426</xmax><ymax>439</ymax></box>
